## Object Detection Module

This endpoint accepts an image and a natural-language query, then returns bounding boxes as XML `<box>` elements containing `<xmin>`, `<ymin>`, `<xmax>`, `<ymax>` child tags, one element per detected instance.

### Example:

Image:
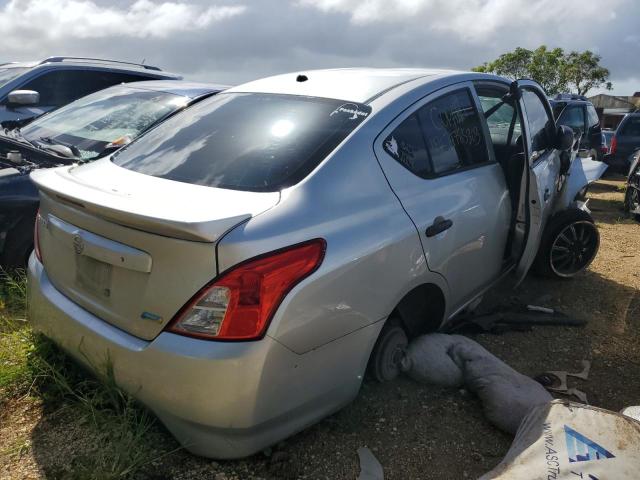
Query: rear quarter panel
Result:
<box><xmin>217</xmin><ymin>126</ymin><xmax>449</xmax><ymax>354</ymax></box>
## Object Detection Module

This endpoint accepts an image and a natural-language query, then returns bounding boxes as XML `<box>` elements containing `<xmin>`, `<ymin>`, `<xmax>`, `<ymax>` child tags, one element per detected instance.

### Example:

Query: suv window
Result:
<box><xmin>114</xmin><ymin>93</ymin><xmax>372</xmax><ymax>192</ymax></box>
<box><xmin>587</xmin><ymin>105</ymin><xmax>600</xmax><ymax>128</ymax></box>
<box><xmin>522</xmin><ymin>89</ymin><xmax>554</xmax><ymax>154</ymax></box>
<box><xmin>620</xmin><ymin>116</ymin><xmax>640</xmax><ymax>137</ymax></box>
<box><xmin>384</xmin><ymin>89</ymin><xmax>489</xmax><ymax>177</ymax></box>
<box><xmin>0</xmin><ymin>67</ymin><xmax>28</xmax><ymax>89</ymax></box>
<box><xmin>21</xmin><ymin>70</ymin><xmax>146</xmax><ymax>107</ymax></box>
<box><xmin>558</xmin><ymin>105</ymin><xmax>585</xmax><ymax>134</ymax></box>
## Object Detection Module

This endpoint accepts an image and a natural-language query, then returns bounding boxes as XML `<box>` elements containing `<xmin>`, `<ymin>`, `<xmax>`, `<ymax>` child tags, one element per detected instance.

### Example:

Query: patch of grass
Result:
<box><xmin>1</xmin><ymin>267</ymin><xmax>175</xmax><ymax>478</ymax></box>
<box><xmin>1</xmin><ymin>268</ymin><xmax>31</xmax><ymax>395</ymax></box>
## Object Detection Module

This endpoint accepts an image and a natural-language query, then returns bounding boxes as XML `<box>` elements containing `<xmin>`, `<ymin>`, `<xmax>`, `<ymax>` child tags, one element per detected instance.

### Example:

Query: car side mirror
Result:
<box><xmin>555</xmin><ymin>125</ymin><xmax>574</xmax><ymax>151</ymax></box>
<box><xmin>7</xmin><ymin>90</ymin><xmax>40</xmax><ymax>107</ymax></box>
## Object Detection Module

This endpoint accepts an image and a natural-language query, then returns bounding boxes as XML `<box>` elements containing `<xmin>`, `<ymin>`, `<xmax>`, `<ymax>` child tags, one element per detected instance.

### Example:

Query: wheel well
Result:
<box><xmin>391</xmin><ymin>283</ymin><xmax>445</xmax><ymax>338</ymax></box>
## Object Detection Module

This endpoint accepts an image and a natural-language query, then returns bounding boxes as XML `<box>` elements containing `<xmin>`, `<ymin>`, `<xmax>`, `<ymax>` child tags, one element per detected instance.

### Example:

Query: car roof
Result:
<box><xmin>227</xmin><ymin>68</ymin><xmax>463</xmax><ymax>103</ymax></box>
<box><xmin>120</xmin><ymin>80</ymin><xmax>230</xmax><ymax>98</ymax></box>
<box><xmin>0</xmin><ymin>58</ymin><xmax>180</xmax><ymax>78</ymax></box>
<box><xmin>550</xmin><ymin>99</ymin><xmax>592</xmax><ymax>106</ymax></box>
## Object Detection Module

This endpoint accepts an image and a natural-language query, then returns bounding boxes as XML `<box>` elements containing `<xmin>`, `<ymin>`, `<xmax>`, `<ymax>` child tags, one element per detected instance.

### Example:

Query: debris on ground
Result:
<box><xmin>448</xmin><ymin>304</ymin><xmax>587</xmax><ymax>334</ymax></box>
<box><xmin>402</xmin><ymin>334</ymin><xmax>552</xmax><ymax>434</ymax></box>
<box><xmin>357</xmin><ymin>447</ymin><xmax>384</xmax><ymax>480</ymax></box>
<box><xmin>480</xmin><ymin>400</ymin><xmax>640</xmax><ymax>479</ymax></box>
<box><xmin>535</xmin><ymin>360</ymin><xmax>591</xmax><ymax>404</ymax></box>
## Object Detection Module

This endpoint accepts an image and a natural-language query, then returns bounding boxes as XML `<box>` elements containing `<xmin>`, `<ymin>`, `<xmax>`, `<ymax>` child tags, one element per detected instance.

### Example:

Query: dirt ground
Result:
<box><xmin>1</xmin><ymin>175</ymin><xmax>639</xmax><ymax>480</ymax></box>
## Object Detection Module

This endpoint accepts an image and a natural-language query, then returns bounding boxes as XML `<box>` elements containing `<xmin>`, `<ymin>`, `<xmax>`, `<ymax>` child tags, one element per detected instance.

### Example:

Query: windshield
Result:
<box><xmin>113</xmin><ymin>92</ymin><xmax>371</xmax><ymax>192</ymax></box>
<box><xmin>21</xmin><ymin>85</ymin><xmax>189</xmax><ymax>160</ymax></box>
<box><xmin>0</xmin><ymin>67</ymin><xmax>28</xmax><ymax>89</ymax></box>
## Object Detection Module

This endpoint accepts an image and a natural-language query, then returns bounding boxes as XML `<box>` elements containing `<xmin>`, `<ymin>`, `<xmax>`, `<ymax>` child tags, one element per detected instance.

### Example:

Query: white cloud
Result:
<box><xmin>298</xmin><ymin>0</ymin><xmax>624</xmax><ymax>41</ymax></box>
<box><xmin>0</xmin><ymin>0</ymin><xmax>246</xmax><ymax>47</ymax></box>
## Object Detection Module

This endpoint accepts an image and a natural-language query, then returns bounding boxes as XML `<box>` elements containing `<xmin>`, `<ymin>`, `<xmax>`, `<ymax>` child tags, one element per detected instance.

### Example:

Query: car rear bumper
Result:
<box><xmin>28</xmin><ymin>255</ymin><xmax>379</xmax><ymax>458</ymax></box>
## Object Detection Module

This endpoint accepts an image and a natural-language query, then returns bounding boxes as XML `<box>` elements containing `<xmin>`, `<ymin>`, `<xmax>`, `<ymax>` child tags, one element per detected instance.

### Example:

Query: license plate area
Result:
<box><xmin>76</xmin><ymin>255</ymin><xmax>113</xmax><ymax>299</ymax></box>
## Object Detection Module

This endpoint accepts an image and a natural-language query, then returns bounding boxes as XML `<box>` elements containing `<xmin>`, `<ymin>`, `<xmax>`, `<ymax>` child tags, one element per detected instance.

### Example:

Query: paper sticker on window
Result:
<box><xmin>330</xmin><ymin>103</ymin><xmax>370</xmax><ymax>120</ymax></box>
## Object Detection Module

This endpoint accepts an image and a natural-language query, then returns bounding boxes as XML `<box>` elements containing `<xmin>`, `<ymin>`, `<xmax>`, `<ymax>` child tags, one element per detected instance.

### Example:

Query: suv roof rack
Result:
<box><xmin>39</xmin><ymin>56</ymin><xmax>162</xmax><ymax>71</ymax></box>
<box><xmin>554</xmin><ymin>93</ymin><xmax>588</xmax><ymax>102</ymax></box>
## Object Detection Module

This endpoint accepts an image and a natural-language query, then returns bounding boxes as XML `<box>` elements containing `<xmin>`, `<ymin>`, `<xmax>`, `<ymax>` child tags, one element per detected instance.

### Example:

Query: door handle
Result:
<box><xmin>426</xmin><ymin>216</ymin><xmax>453</xmax><ymax>237</ymax></box>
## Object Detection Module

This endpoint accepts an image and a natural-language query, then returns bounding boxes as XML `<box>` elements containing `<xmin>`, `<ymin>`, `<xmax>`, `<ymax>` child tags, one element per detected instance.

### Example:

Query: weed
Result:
<box><xmin>1</xmin><ymin>267</ymin><xmax>176</xmax><ymax>478</ymax></box>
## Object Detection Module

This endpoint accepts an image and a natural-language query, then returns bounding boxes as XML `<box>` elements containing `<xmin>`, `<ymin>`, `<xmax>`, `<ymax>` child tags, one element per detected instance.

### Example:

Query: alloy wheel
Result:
<box><xmin>549</xmin><ymin>220</ymin><xmax>599</xmax><ymax>278</ymax></box>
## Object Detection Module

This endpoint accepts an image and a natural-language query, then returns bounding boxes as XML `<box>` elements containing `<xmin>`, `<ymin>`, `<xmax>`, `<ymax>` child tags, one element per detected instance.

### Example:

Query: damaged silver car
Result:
<box><xmin>28</xmin><ymin>68</ymin><xmax>600</xmax><ymax>458</ymax></box>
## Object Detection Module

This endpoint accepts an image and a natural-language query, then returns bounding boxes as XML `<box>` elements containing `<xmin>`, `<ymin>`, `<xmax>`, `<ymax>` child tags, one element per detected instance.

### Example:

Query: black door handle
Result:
<box><xmin>426</xmin><ymin>216</ymin><xmax>453</xmax><ymax>237</ymax></box>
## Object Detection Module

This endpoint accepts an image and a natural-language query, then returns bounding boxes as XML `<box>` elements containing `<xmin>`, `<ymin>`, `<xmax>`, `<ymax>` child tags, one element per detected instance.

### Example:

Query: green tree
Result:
<box><xmin>564</xmin><ymin>50</ymin><xmax>612</xmax><ymax>96</ymax></box>
<box><xmin>473</xmin><ymin>46</ymin><xmax>532</xmax><ymax>81</ymax></box>
<box><xmin>473</xmin><ymin>46</ymin><xmax>612</xmax><ymax>96</ymax></box>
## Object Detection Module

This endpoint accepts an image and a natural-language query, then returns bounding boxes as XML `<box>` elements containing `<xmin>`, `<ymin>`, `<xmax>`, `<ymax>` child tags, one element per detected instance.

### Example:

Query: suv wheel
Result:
<box><xmin>624</xmin><ymin>185</ymin><xmax>640</xmax><ymax>217</ymax></box>
<box><xmin>534</xmin><ymin>209</ymin><xmax>599</xmax><ymax>279</ymax></box>
<box><xmin>368</xmin><ymin>321</ymin><xmax>408</xmax><ymax>382</ymax></box>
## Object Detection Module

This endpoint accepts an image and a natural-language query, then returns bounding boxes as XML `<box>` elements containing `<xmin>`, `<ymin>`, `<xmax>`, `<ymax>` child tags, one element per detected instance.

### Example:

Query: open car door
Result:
<box><xmin>512</xmin><ymin>80</ymin><xmax>569</xmax><ymax>284</ymax></box>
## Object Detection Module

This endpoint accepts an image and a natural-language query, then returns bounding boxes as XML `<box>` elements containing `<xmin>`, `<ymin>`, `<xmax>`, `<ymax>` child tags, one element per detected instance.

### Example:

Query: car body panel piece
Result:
<box><xmin>31</xmin><ymin>159</ymin><xmax>280</xmax><ymax>242</ymax></box>
<box><xmin>555</xmin><ymin>156</ymin><xmax>608</xmax><ymax>212</ymax></box>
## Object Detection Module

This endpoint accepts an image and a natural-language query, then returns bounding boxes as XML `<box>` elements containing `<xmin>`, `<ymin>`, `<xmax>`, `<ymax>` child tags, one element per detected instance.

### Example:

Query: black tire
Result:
<box><xmin>533</xmin><ymin>209</ymin><xmax>599</xmax><ymax>279</ymax></box>
<box><xmin>624</xmin><ymin>185</ymin><xmax>639</xmax><ymax>215</ymax></box>
<box><xmin>368</xmin><ymin>322</ymin><xmax>408</xmax><ymax>382</ymax></box>
<box><xmin>0</xmin><ymin>214</ymin><xmax>36</xmax><ymax>268</ymax></box>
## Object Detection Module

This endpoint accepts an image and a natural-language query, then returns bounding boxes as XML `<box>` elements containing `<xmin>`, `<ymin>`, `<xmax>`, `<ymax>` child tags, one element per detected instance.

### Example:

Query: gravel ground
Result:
<box><xmin>1</xmin><ymin>175</ymin><xmax>639</xmax><ymax>480</ymax></box>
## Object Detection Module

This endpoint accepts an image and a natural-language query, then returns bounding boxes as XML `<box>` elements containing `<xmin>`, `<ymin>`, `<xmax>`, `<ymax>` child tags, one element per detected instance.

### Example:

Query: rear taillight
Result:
<box><xmin>167</xmin><ymin>239</ymin><xmax>326</xmax><ymax>341</ymax></box>
<box><xmin>610</xmin><ymin>135</ymin><xmax>618</xmax><ymax>155</ymax></box>
<box><xmin>34</xmin><ymin>210</ymin><xmax>43</xmax><ymax>263</ymax></box>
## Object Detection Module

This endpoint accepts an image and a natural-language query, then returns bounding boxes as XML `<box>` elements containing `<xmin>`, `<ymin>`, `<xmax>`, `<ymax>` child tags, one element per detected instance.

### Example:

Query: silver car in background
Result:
<box><xmin>28</xmin><ymin>68</ymin><xmax>596</xmax><ymax>458</ymax></box>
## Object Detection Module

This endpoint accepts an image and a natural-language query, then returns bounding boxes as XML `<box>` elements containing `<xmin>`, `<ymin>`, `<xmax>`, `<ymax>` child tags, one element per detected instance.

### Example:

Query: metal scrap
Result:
<box><xmin>357</xmin><ymin>447</ymin><xmax>384</xmax><ymax>480</ymax></box>
<box><xmin>535</xmin><ymin>360</ymin><xmax>591</xmax><ymax>404</ymax></box>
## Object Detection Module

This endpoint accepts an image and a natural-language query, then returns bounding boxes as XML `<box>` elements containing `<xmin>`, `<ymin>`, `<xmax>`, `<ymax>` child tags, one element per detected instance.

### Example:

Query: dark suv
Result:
<box><xmin>608</xmin><ymin>112</ymin><xmax>640</xmax><ymax>172</ymax></box>
<box><xmin>0</xmin><ymin>56</ymin><xmax>181</xmax><ymax>128</ymax></box>
<box><xmin>550</xmin><ymin>94</ymin><xmax>603</xmax><ymax>160</ymax></box>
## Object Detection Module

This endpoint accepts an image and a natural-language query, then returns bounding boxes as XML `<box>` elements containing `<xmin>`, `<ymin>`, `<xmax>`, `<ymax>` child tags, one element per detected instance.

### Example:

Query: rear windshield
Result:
<box><xmin>112</xmin><ymin>93</ymin><xmax>371</xmax><ymax>192</ymax></box>
<box><xmin>620</xmin><ymin>116</ymin><xmax>640</xmax><ymax>137</ymax></box>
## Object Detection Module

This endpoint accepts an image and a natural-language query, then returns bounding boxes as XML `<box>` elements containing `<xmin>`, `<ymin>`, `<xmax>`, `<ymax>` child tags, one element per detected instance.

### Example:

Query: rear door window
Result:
<box><xmin>383</xmin><ymin>89</ymin><xmax>489</xmax><ymax>177</ymax></box>
<box><xmin>113</xmin><ymin>93</ymin><xmax>371</xmax><ymax>192</ymax></box>
<box><xmin>418</xmin><ymin>89</ymin><xmax>489</xmax><ymax>174</ymax></box>
<box><xmin>383</xmin><ymin>113</ymin><xmax>431</xmax><ymax>177</ymax></box>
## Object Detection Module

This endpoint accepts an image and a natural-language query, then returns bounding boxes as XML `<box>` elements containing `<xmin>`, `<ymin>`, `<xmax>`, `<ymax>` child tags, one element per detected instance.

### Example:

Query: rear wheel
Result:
<box><xmin>534</xmin><ymin>209</ymin><xmax>599</xmax><ymax>279</ymax></box>
<box><xmin>368</xmin><ymin>321</ymin><xmax>408</xmax><ymax>382</ymax></box>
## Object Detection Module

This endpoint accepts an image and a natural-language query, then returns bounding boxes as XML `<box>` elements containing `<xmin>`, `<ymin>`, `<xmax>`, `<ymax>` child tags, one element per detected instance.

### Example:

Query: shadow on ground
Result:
<box><xmin>21</xmin><ymin>179</ymin><xmax>640</xmax><ymax>480</ymax></box>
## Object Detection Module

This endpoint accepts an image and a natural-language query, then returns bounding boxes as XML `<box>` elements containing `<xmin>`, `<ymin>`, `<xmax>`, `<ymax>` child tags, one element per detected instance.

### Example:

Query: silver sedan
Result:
<box><xmin>28</xmin><ymin>68</ymin><xmax>598</xmax><ymax>458</ymax></box>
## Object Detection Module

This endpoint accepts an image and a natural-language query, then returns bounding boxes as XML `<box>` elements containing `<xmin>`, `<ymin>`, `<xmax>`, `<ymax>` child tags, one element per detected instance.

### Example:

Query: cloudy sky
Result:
<box><xmin>0</xmin><ymin>0</ymin><xmax>635</xmax><ymax>95</ymax></box>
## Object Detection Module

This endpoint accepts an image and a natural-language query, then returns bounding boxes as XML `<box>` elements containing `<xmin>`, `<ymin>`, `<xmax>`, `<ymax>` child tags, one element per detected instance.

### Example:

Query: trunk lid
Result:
<box><xmin>32</xmin><ymin>159</ymin><xmax>280</xmax><ymax>340</ymax></box>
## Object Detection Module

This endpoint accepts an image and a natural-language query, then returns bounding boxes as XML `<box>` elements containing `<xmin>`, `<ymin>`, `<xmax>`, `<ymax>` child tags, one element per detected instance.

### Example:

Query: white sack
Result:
<box><xmin>449</xmin><ymin>341</ymin><xmax>552</xmax><ymax>435</ymax></box>
<box><xmin>403</xmin><ymin>334</ymin><xmax>551</xmax><ymax>434</ymax></box>
<box><xmin>480</xmin><ymin>400</ymin><xmax>640</xmax><ymax>479</ymax></box>
<box><xmin>401</xmin><ymin>333</ymin><xmax>469</xmax><ymax>388</ymax></box>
